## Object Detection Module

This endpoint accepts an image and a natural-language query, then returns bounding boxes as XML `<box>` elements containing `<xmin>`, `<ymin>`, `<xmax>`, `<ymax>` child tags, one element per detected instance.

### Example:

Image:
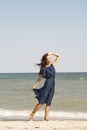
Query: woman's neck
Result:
<box><xmin>46</xmin><ymin>63</ymin><xmax>51</xmax><ymax>67</ymax></box>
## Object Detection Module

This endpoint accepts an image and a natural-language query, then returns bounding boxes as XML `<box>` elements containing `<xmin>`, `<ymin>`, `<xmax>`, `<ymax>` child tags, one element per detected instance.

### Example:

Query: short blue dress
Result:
<box><xmin>33</xmin><ymin>64</ymin><xmax>55</xmax><ymax>105</ymax></box>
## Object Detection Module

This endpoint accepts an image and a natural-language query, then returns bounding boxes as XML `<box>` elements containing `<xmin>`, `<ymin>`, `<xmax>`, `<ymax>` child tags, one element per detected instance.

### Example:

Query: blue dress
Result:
<box><xmin>33</xmin><ymin>64</ymin><xmax>55</xmax><ymax>105</ymax></box>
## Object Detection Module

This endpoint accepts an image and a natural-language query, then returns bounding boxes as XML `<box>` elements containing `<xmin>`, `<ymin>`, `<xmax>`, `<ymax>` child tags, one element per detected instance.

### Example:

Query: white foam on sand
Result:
<box><xmin>0</xmin><ymin>109</ymin><xmax>87</xmax><ymax>121</ymax></box>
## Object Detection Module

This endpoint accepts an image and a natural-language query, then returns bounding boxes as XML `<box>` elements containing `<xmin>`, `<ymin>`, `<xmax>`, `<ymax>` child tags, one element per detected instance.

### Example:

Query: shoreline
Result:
<box><xmin>1</xmin><ymin>110</ymin><xmax>87</xmax><ymax>121</ymax></box>
<box><xmin>0</xmin><ymin>120</ymin><xmax>87</xmax><ymax>130</ymax></box>
<box><xmin>0</xmin><ymin>118</ymin><xmax>87</xmax><ymax>121</ymax></box>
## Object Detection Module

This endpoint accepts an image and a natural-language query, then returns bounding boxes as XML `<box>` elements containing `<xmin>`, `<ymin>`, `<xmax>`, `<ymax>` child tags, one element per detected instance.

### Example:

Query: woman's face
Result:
<box><xmin>46</xmin><ymin>55</ymin><xmax>52</xmax><ymax>64</ymax></box>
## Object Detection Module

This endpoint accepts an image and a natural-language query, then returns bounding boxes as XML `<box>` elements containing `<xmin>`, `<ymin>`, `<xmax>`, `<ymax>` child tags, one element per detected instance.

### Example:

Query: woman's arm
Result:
<box><xmin>48</xmin><ymin>52</ymin><xmax>60</xmax><ymax>66</ymax></box>
<box><xmin>32</xmin><ymin>74</ymin><xmax>43</xmax><ymax>90</ymax></box>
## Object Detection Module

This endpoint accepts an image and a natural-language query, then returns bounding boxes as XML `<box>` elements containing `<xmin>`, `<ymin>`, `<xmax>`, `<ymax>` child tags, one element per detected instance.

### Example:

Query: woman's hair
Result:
<box><xmin>37</xmin><ymin>53</ymin><xmax>48</xmax><ymax>75</ymax></box>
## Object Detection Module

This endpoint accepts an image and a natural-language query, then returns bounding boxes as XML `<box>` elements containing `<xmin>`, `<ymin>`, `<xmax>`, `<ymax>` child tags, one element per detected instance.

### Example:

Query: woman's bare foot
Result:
<box><xmin>29</xmin><ymin>113</ymin><xmax>34</xmax><ymax>121</ymax></box>
<box><xmin>44</xmin><ymin>116</ymin><xmax>49</xmax><ymax>121</ymax></box>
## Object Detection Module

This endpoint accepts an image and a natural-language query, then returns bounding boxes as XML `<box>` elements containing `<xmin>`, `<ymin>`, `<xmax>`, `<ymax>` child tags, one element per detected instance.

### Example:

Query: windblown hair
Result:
<box><xmin>37</xmin><ymin>53</ymin><xmax>48</xmax><ymax>75</ymax></box>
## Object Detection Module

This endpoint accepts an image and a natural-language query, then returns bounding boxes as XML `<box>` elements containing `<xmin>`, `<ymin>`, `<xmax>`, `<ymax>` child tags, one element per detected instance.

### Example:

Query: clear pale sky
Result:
<box><xmin>0</xmin><ymin>0</ymin><xmax>87</xmax><ymax>73</ymax></box>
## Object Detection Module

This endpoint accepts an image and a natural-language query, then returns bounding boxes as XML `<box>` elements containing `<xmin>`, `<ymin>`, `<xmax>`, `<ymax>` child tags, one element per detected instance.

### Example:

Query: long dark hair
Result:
<box><xmin>37</xmin><ymin>53</ymin><xmax>48</xmax><ymax>75</ymax></box>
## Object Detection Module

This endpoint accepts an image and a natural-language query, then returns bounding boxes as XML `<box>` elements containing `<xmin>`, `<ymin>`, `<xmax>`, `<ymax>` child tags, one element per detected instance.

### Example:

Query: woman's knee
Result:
<box><xmin>38</xmin><ymin>103</ymin><xmax>43</xmax><ymax>107</ymax></box>
<box><xmin>40</xmin><ymin>103</ymin><xmax>43</xmax><ymax>106</ymax></box>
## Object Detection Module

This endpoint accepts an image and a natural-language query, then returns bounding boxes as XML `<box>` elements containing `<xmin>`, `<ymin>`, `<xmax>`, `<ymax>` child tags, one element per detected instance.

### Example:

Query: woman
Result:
<box><xmin>29</xmin><ymin>52</ymin><xmax>60</xmax><ymax>121</ymax></box>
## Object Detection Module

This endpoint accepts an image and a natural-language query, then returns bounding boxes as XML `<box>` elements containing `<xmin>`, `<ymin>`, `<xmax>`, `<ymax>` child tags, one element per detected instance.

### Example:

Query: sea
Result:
<box><xmin>0</xmin><ymin>72</ymin><xmax>87</xmax><ymax>121</ymax></box>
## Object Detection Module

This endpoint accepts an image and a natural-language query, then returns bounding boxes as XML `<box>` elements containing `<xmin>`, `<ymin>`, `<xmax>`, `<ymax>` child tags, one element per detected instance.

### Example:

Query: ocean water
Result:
<box><xmin>0</xmin><ymin>73</ymin><xmax>87</xmax><ymax>120</ymax></box>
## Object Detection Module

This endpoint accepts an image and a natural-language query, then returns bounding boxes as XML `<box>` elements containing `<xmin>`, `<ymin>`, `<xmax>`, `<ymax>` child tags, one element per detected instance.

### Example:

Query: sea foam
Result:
<box><xmin>0</xmin><ymin>109</ymin><xmax>87</xmax><ymax>121</ymax></box>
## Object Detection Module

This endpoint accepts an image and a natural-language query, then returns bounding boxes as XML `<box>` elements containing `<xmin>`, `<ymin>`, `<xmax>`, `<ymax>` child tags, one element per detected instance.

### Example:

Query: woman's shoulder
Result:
<box><xmin>49</xmin><ymin>63</ymin><xmax>55</xmax><ymax>67</ymax></box>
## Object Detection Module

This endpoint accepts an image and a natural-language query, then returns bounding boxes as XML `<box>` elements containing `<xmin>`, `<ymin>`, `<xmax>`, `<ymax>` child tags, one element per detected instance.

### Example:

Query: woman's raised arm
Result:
<box><xmin>48</xmin><ymin>52</ymin><xmax>60</xmax><ymax>66</ymax></box>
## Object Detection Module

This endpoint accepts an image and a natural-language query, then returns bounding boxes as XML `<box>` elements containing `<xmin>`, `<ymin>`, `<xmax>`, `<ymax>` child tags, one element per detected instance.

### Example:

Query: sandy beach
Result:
<box><xmin>0</xmin><ymin>120</ymin><xmax>87</xmax><ymax>130</ymax></box>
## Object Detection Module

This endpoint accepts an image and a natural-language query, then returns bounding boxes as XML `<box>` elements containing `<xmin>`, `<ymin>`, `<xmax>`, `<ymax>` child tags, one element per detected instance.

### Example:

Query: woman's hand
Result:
<box><xmin>47</xmin><ymin>52</ymin><xmax>52</xmax><ymax>56</ymax></box>
<box><xmin>32</xmin><ymin>86</ymin><xmax>36</xmax><ymax>90</ymax></box>
<box><xmin>48</xmin><ymin>52</ymin><xmax>60</xmax><ymax>57</ymax></box>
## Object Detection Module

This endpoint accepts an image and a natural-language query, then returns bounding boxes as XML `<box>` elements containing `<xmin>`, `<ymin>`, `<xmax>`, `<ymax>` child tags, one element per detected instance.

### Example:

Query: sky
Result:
<box><xmin>0</xmin><ymin>0</ymin><xmax>87</xmax><ymax>73</ymax></box>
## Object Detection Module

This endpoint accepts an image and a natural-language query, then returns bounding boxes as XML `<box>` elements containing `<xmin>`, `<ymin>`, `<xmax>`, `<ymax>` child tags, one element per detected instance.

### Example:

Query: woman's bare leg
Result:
<box><xmin>44</xmin><ymin>105</ymin><xmax>50</xmax><ymax>121</ymax></box>
<box><xmin>29</xmin><ymin>103</ymin><xmax>43</xmax><ymax>121</ymax></box>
